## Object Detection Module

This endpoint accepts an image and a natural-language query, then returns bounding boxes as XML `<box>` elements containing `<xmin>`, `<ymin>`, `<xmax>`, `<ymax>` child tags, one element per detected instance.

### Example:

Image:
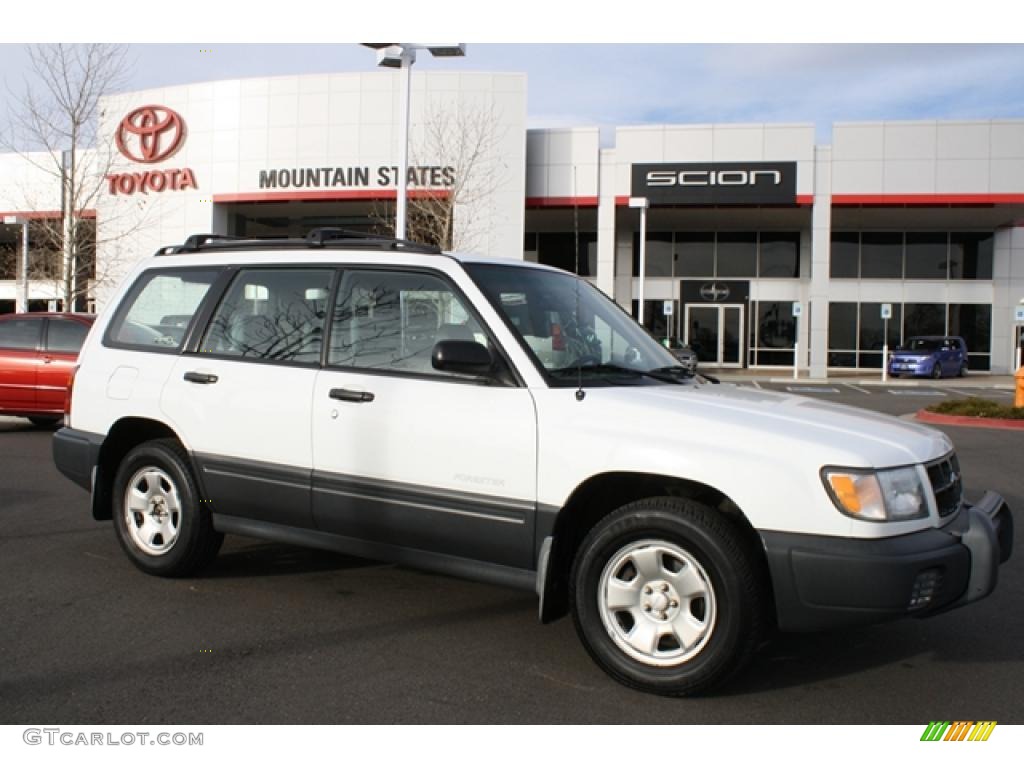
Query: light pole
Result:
<box><xmin>3</xmin><ymin>215</ymin><xmax>29</xmax><ymax>313</ymax></box>
<box><xmin>629</xmin><ymin>196</ymin><xmax>649</xmax><ymax>326</ymax></box>
<box><xmin>363</xmin><ymin>43</ymin><xmax>466</xmax><ymax>241</ymax></box>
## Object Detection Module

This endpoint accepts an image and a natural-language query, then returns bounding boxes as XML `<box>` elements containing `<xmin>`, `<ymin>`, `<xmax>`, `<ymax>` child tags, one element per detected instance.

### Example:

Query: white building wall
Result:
<box><xmin>93</xmin><ymin>71</ymin><xmax>528</xmax><ymax>309</ymax></box>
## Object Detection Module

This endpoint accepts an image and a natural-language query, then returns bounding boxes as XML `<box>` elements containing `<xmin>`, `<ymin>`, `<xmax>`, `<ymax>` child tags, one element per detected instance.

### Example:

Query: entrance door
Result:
<box><xmin>684</xmin><ymin>304</ymin><xmax>744</xmax><ymax>368</ymax></box>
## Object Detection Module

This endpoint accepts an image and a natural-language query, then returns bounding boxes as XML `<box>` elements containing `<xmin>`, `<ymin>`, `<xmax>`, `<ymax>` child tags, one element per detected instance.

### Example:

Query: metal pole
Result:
<box><xmin>882</xmin><ymin>317</ymin><xmax>889</xmax><ymax>383</ymax></box>
<box><xmin>19</xmin><ymin>220</ymin><xmax>29</xmax><ymax>313</ymax></box>
<box><xmin>1016</xmin><ymin>325</ymin><xmax>1022</xmax><ymax>372</ymax></box>
<box><xmin>637</xmin><ymin>205</ymin><xmax>647</xmax><ymax>326</ymax></box>
<box><xmin>793</xmin><ymin>316</ymin><xmax>799</xmax><ymax>380</ymax></box>
<box><xmin>395</xmin><ymin>53</ymin><xmax>413</xmax><ymax>241</ymax></box>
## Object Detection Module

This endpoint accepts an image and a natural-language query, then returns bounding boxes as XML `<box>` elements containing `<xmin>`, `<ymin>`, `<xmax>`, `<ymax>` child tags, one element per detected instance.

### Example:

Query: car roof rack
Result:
<box><xmin>156</xmin><ymin>229</ymin><xmax>443</xmax><ymax>256</ymax></box>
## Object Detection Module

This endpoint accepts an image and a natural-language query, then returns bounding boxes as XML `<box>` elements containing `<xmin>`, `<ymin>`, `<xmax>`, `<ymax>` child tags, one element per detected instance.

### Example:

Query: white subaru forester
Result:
<box><xmin>54</xmin><ymin>230</ymin><xmax>1013</xmax><ymax>696</ymax></box>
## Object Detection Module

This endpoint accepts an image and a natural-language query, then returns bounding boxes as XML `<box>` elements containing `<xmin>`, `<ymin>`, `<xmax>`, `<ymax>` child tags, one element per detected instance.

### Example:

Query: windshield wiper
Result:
<box><xmin>550</xmin><ymin>363</ymin><xmax>690</xmax><ymax>384</ymax></box>
<box><xmin>648</xmin><ymin>365</ymin><xmax>696</xmax><ymax>379</ymax></box>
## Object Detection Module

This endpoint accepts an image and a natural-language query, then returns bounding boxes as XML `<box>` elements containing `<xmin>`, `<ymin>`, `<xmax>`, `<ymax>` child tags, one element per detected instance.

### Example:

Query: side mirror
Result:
<box><xmin>432</xmin><ymin>340</ymin><xmax>493</xmax><ymax>376</ymax></box>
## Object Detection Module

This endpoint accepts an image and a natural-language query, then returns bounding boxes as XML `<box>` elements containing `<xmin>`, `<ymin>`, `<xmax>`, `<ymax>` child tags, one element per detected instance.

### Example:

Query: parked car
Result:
<box><xmin>53</xmin><ymin>231</ymin><xmax>1012</xmax><ymax>696</ymax></box>
<box><xmin>665</xmin><ymin>340</ymin><xmax>699</xmax><ymax>374</ymax></box>
<box><xmin>0</xmin><ymin>312</ymin><xmax>95</xmax><ymax>426</ymax></box>
<box><xmin>889</xmin><ymin>336</ymin><xmax>968</xmax><ymax>379</ymax></box>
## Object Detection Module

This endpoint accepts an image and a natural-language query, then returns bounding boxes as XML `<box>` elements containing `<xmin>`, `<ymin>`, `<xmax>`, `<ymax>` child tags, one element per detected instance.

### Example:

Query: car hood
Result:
<box><xmin>584</xmin><ymin>381</ymin><xmax>952</xmax><ymax>469</ymax></box>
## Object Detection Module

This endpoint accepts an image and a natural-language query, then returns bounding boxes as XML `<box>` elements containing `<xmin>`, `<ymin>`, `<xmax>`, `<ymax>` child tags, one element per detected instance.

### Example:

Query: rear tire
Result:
<box><xmin>569</xmin><ymin>497</ymin><xmax>766</xmax><ymax>696</ymax></box>
<box><xmin>112</xmin><ymin>439</ymin><xmax>222</xmax><ymax>577</ymax></box>
<box><xmin>959</xmin><ymin>363</ymin><xmax>968</xmax><ymax>378</ymax></box>
<box><xmin>931</xmin><ymin>364</ymin><xmax>943</xmax><ymax>380</ymax></box>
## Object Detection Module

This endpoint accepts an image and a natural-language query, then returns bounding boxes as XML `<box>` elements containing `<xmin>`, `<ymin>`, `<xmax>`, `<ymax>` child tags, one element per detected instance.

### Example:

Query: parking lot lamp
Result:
<box><xmin>362</xmin><ymin>44</ymin><xmax>466</xmax><ymax>241</ymax></box>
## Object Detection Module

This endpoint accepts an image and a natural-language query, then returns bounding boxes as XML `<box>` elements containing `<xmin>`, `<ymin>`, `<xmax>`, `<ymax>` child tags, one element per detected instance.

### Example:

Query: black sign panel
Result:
<box><xmin>681</xmin><ymin>280</ymin><xmax>750</xmax><ymax>304</ymax></box>
<box><xmin>631</xmin><ymin>162</ymin><xmax>797</xmax><ymax>205</ymax></box>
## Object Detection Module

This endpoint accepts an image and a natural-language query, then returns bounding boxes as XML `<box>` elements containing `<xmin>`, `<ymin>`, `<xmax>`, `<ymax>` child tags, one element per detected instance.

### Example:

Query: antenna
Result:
<box><xmin>573</xmin><ymin>165</ymin><xmax>585</xmax><ymax>402</ymax></box>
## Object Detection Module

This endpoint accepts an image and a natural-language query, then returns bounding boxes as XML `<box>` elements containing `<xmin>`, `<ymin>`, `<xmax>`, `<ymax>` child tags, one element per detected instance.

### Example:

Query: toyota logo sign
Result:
<box><xmin>115</xmin><ymin>105</ymin><xmax>186</xmax><ymax>164</ymax></box>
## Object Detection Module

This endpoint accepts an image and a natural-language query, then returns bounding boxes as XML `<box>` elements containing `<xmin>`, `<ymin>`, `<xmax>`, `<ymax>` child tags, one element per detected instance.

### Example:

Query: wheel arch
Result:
<box><xmin>538</xmin><ymin>471</ymin><xmax>772</xmax><ymax>624</ymax></box>
<box><xmin>92</xmin><ymin>417</ymin><xmax>193</xmax><ymax>521</ymax></box>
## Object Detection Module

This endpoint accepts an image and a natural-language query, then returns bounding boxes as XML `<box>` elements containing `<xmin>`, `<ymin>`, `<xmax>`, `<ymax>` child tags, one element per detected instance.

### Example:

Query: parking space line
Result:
<box><xmin>750</xmin><ymin>379</ymin><xmax>762</xmax><ymax>389</ymax></box>
<box><xmin>888</xmin><ymin>389</ymin><xmax>948</xmax><ymax>397</ymax></box>
<box><xmin>789</xmin><ymin>386</ymin><xmax>841</xmax><ymax>394</ymax></box>
<box><xmin>844</xmin><ymin>383</ymin><xmax>872</xmax><ymax>394</ymax></box>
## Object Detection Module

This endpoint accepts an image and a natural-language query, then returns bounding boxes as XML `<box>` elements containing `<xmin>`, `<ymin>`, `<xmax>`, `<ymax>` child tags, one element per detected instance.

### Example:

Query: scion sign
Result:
<box><xmin>632</xmin><ymin>162</ymin><xmax>797</xmax><ymax>205</ymax></box>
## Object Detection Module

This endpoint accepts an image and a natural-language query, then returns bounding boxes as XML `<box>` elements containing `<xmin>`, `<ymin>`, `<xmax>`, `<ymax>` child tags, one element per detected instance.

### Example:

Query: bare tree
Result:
<box><xmin>373</xmin><ymin>101</ymin><xmax>509</xmax><ymax>251</ymax></box>
<box><xmin>1</xmin><ymin>44</ymin><xmax>135</xmax><ymax>310</ymax></box>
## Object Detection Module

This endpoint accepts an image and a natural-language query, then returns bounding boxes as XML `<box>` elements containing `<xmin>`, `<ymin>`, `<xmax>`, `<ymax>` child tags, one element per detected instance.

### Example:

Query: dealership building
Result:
<box><xmin>2</xmin><ymin>69</ymin><xmax>1024</xmax><ymax>376</ymax></box>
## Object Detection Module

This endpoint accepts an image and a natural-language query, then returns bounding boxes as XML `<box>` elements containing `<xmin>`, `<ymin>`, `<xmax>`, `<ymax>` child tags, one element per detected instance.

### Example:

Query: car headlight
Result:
<box><xmin>822</xmin><ymin>466</ymin><xmax>929</xmax><ymax>522</ymax></box>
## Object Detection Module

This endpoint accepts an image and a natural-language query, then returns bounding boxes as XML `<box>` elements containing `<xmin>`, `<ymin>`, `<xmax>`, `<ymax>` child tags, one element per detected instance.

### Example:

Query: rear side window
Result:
<box><xmin>46</xmin><ymin>319</ymin><xmax>90</xmax><ymax>353</ymax></box>
<box><xmin>107</xmin><ymin>269</ymin><xmax>220</xmax><ymax>351</ymax></box>
<box><xmin>201</xmin><ymin>268</ymin><xmax>334</xmax><ymax>364</ymax></box>
<box><xmin>0</xmin><ymin>316</ymin><xmax>43</xmax><ymax>350</ymax></box>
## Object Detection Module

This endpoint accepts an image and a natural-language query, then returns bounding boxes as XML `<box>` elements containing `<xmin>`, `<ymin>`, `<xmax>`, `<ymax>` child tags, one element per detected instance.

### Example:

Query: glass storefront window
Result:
<box><xmin>860</xmin><ymin>232</ymin><xmax>903</xmax><ymax>278</ymax></box>
<box><xmin>830</xmin><ymin>301</ymin><xmax>992</xmax><ymax>371</ymax></box>
<box><xmin>858</xmin><ymin>302</ymin><xmax>902</xmax><ymax>368</ymax></box>
<box><xmin>828</xmin><ymin>302</ymin><xmax>857</xmax><ymax>352</ymax></box>
<box><xmin>675</xmin><ymin>233</ymin><xmax>714</xmax><ymax>277</ymax></box>
<box><xmin>538</xmin><ymin>232</ymin><xmax>597</xmax><ymax>277</ymax></box>
<box><xmin>949</xmin><ymin>303</ymin><xmax>992</xmax><ymax>371</ymax></box>
<box><xmin>716</xmin><ymin>233</ymin><xmax>757</xmax><ymax>278</ymax></box>
<box><xmin>632</xmin><ymin>299</ymin><xmax>677</xmax><ymax>343</ymax></box>
<box><xmin>830</xmin><ymin>232</ymin><xmax>860</xmax><ymax>278</ymax></box>
<box><xmin>949</xmin><ymin>232</ymin><xmax>994</xmax><ymax>280</ymax></box>
<box><xmin>631</xmin><ymin>232</ymin><xmax>673</xmax><ymax>277</ymax></box>
<box><xmin>756</xmin><ymin>302</ymin><xmax>796</xmax><ymax>349</ymax></box>
<box><xmin>759</xmin><ymin>233</ymin><xmax>800</xmax><ymax>278</ymax></box>
<box><xmin>904</xmin><ymin>232</ymin><xmax>949</xmax><ymax>279</ymax></box>
<box><xmin>904</xmin><ymin>303</ymin><xmax>945</xmax><ymax>337</ymax></box>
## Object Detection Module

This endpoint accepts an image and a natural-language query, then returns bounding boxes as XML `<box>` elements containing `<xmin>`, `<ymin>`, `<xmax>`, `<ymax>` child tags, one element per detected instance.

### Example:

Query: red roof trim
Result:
<box><xmin>212</xmin><ymin>190</ymin><xmax>449</xmax><ymax>204</ymax></box>
<box><xmin>614</xmin><ymin>196</ymin><xmax>811</xmax><ymax>207</ymax></box>
<box><xmin>833</xmin><ymin>194</ymin><xmax>1024</xmax><ymax>206</ymax></box>
<box><xmin>0</xmin><ymin>209</ymin><xmax>96</xmax><ymax>220</ymax></box>
<box><xmin>526</xmin><ymin>196</ymin><xmax>599</xmax><ymax>208</ymax></box>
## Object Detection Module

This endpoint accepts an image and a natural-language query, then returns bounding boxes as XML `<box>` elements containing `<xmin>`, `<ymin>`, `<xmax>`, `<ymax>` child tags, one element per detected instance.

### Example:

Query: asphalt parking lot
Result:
<box><xmin>1</xmin><ymin>383</ymin><xmax>1021</xmax><ymax>725</ymax></box>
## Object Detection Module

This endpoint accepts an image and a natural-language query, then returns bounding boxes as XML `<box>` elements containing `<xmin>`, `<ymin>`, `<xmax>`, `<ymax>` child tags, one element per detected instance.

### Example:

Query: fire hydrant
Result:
<box><xmin>1016</xmin><ymin>367</ymin><xmax>1024</xmax><ymax>409</ymax></box>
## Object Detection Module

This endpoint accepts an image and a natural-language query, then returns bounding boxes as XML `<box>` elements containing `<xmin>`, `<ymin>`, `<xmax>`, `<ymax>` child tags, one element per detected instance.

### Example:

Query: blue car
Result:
<box><xmin>888</xmin><ymin>336</ymin><xmax>968</xmax><ymax>379</ymax></box>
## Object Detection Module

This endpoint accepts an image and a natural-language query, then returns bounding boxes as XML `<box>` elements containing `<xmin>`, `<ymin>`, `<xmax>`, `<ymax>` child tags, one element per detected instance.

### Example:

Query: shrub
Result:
<box><xmin>926</xmin><ymin>398</ymin><xmax>1024</xmax><ymax>420</ymax></box>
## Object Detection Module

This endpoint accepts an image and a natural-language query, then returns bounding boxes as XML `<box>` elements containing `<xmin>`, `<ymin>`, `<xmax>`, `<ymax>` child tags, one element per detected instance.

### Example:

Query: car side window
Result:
<box><xmin>201</xmin><ymin>268</ymin><xmax>333</xmax><ymax>364</ymax></box>
<box><xmin>108</xmin><ymin>269</ymin><xmax>220</xmax><ymax>351</ymax></box>
<box><xmin>0</xmin><ymin>316</ymin><xmax>43</xmax><ymax>350</ymax></box>
<box><xmin>46</xmin><ymin>319</ymin><xmax>89</xmax><ymax>353</ymax></box>
<box><xmin>329</xmin><ymin>269</ymin><xmax>489</xmax><ymax>376</ymax></box>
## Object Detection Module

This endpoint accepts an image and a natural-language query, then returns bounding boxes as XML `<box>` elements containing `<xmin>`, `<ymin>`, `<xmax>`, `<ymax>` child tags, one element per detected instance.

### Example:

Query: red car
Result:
<box><xmin>0</xmin><ymin>312</ymin><xmax>95</xmax><ymax>426</ymax></box>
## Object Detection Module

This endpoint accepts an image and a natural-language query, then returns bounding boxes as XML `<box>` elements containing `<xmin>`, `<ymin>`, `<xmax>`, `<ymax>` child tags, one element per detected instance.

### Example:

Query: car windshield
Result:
<box><xmin>465</xmin><ymin>263</ymin><xmax>680</xmax><ymax>383</ymax></box>
<box><xmin>900</xmin><ymin>338</ymin><xmax>940</xmax><ymax>352</ymax></box>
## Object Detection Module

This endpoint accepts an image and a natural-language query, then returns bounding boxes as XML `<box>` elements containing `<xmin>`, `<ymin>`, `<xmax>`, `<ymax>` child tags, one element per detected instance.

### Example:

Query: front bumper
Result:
<box><xmin>761</xmin><ymin>493</ymin><xmax>1013</xmax><ymax>632</ymax></box>
<box><xmin>888</xmin><ymin>358</ymin><xmax>932</xmax><ymax>375</ymax></box>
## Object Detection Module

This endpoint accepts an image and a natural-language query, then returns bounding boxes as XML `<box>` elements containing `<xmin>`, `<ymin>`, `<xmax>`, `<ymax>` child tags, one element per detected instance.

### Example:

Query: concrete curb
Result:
<box><xmin>915</xmin><ymin>409</ymin><xmax>1024</xmax><ymax>431</ymax></box>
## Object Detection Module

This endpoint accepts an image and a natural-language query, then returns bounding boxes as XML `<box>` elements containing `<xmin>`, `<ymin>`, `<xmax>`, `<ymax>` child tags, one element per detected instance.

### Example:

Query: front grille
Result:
<box><xmin>927</xmin><ymin>454</ymin><xmax>963</xmax><ymax>518</ymax></box>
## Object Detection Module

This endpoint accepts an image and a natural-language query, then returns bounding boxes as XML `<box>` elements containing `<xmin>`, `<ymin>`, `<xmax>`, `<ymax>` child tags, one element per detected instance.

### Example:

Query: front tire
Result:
<box><xmin>569</xmin><ymin>497</ymin><xmax>766</xmax><ymax>696</ymax></box>
<box><xmin>112</xmin><ymin>439</ymin><xmax>223</xmax><ymax>577</ymax></box>
<box><xmin>931</xmin><ymin>363</ymin><xmax>943</xmax><ymax>380</ymax></box>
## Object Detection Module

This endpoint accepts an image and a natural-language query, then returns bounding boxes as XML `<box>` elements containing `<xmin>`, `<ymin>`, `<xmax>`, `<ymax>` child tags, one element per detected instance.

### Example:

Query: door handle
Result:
<box><xmin>184</xmin><ymin>371</ymin><xmax>219</xmax><ymax>384</ymax></box>
<box><xmin>329</xmin><ymin>388</ymin><xmax>375</xmax><ymax>403</ymax></box>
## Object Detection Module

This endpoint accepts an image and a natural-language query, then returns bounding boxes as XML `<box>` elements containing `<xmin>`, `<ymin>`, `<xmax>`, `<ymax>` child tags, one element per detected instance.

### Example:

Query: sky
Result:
<box><xmin>0</xmin><ymin>2</ymin><xmax>1022</xmax><ymax>146</ymax></box>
